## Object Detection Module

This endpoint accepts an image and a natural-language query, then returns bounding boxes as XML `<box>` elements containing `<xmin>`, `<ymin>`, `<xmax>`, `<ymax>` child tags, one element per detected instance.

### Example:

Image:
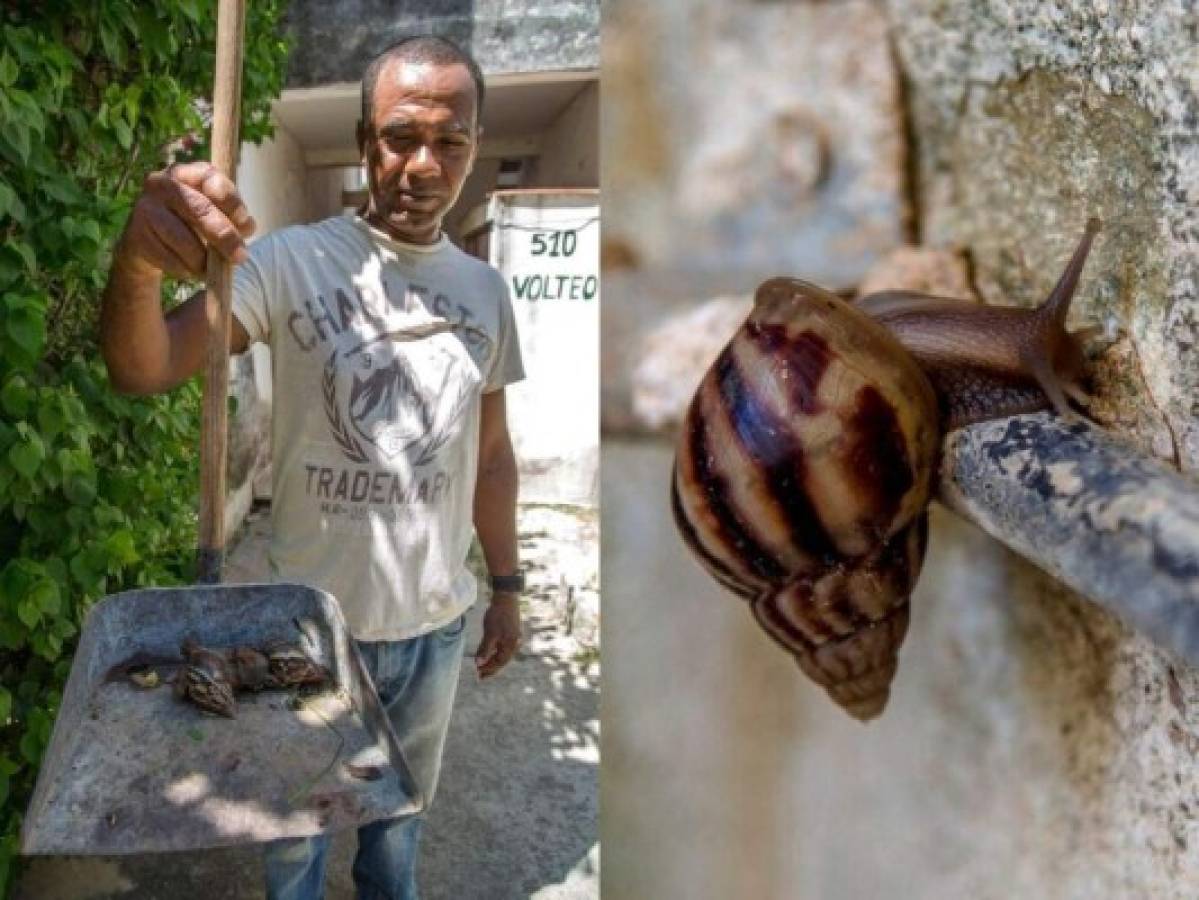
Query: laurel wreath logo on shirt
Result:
<box><xmin>322</xmin><ymin>356</ymin><xmax>370</xmax><ymax>463</ymax></box>
<box><xmin>322</xmin><ymin>338</ymin><xmax>475</xmax><ymax>467</ymax></box>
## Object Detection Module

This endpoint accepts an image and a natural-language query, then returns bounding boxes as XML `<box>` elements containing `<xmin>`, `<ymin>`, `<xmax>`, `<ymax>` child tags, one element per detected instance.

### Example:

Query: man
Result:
<box><xmin>99</xmin><ymin>35</ymin><xmax>524</xmax><ymax>900</ymax></box>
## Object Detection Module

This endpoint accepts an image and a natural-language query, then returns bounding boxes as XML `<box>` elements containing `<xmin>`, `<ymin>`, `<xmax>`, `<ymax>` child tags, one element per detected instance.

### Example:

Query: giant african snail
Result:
<box><xmin>671</xmin><ymin>218</ymin><xmax>1101</xmax><ymax>721</ymax></box>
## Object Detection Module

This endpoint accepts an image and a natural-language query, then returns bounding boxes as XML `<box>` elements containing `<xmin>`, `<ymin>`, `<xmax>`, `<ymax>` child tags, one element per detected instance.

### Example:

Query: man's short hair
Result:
<box><xmin>360</xmin><ymin>35</ymin><xmax>486</xmax><ymax>128</ymax></box>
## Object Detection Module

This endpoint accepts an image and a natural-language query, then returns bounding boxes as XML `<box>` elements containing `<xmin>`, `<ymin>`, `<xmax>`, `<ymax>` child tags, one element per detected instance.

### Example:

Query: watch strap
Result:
<box><xmin>490</xmin><ymin>573</ymin><xmax>525</xmax><ymax>593</ymax></box>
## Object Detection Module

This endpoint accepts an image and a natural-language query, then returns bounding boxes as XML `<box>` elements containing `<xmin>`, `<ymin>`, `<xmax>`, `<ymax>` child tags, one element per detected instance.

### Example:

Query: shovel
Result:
<box><xmin>20</xmin><ymin>0</ymin><xmax>422</xmax><ymax>856</ymax></box>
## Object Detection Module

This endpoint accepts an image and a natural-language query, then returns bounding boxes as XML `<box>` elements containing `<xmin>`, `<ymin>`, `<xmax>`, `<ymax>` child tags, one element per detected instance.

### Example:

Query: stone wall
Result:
<box><xmin>282</xmin><ymin>0</ymin><xmax>600</xmax><ymax>87</ymax></box>
<box><xmin>602</xmin><ymin>1</ymin><xmax>1199</xmax><ymax>897</ymax></box>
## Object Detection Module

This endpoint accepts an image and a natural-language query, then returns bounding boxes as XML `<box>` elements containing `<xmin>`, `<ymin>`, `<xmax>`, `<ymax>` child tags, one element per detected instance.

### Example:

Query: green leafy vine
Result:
<box><xmin>0</xmin><ymin>2</ymin><xmax>291</xmax><ymax>893</ymax></box>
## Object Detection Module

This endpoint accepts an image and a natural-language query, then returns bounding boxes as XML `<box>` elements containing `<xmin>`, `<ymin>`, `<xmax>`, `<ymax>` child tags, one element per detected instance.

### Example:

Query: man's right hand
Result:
<box><xmin>100</xmin><ymin>162</ymin><xmax>256</xmax><ymax>395</ymax></box>
<box><xmin>119</xmin><ymin>161</ymin><xmax>256</xmax><ymax>279</ymax></box>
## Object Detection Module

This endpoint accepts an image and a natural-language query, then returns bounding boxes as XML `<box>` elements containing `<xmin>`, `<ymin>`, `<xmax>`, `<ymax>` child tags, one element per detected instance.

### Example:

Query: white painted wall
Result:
<box><xmin>491</xmin><ymin>192</ymin><xmax>600</xmax><ymax>507</ymax></box>
<box><xmin>532</xmin><ymin>81</ymin><xmax>599</xmax><ymax>188</ymax></box>
<box><xmin>236</xmin><ymin>124</ymin><xmax>309</xmax><ymax>234</ymax></box>
<box><xmin>446</xmin><ymin>157</ymin><xmax>503</xmax><ymax>242</ymax></box>
<box><xmin>306</xmin><ymin>166</ymin><xmax>349</xmax><ymax>223</ymax></box>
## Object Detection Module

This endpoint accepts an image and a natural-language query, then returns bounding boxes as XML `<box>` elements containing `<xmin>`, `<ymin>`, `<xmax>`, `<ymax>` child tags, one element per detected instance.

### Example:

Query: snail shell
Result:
<box><xmin>176</xmin><ymin>640</ymin><xmax>237</xmax><ymax>718</ymax></box>
<box><xmin>228</xmin><ymin>646</ymin><xmax>272</xmax><ymax>691</ymax></box>
<box><xmin>672</xmin><ymin>279</ymin><xmax>940</xmax><ymax>720</ymax></box>
<box><xmin>263</xmin><ymin>641</ymin><xmax>329</xmax><ymax>688</ymax></box>
<box><xmin>672</xmin><ymin>220</ymin><xmax>1101</xmax><ymax>721</ymax></box>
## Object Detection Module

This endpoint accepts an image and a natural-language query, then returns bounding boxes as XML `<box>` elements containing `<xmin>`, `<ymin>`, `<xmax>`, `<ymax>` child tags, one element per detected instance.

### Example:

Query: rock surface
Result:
<box><xmin>603</xmin><ymin>0</ymin><xmax>906</xmax><ymax>288</ymax></box>
<box><xmin>889</xmin><ymin>0</ymin><xmax>1199</xmax><ymax>471</ymax></box>
<box><xmin>602</xmin><ymin>439</ymin><xmax>1199</xmax><ymax>900</ymax></box>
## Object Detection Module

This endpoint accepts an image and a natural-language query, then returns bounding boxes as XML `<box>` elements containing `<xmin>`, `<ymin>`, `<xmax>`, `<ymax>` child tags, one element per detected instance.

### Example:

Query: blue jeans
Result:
<box><xmin>264</xmin><ymin>613</ymin><xmax>468</xmax><ymax>900</ymax></box>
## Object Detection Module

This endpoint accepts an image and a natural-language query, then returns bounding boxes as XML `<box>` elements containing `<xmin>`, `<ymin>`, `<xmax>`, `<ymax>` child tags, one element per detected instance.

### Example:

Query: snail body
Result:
<box><xmin>672</xmin><ymin>219</ymin><xmax>1101</xmax><ymax>720</ymax></box>
<box><xmin>228</xmin><ymin>646</ymin><xmax>272</xmax><ymax>692</ymax></box>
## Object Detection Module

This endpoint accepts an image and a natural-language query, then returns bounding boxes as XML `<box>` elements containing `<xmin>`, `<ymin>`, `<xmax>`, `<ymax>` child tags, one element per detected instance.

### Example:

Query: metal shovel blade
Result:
<box><xmin>20</xmin><ymin>583</ymin><xmax>422</xmax><ymax>855</ymax></box>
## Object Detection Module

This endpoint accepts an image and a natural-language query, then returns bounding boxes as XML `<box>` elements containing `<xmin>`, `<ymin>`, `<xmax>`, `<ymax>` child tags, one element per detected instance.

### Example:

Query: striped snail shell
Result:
<box><xmin>176</xmin><ymin>640</ymin><xmax>237</xmax><ymax>718</ymax></box>
<box><xmin>672</xmin><ymin>220</ymin><xmax>1101</xmax><ymax>721</ymax></box>
<box><xmin>672</xmin><ymin>280</ymin><xmax>940</xmax><ymax>720</ymax></box>
<box><xmin>263</xmin><ymin>641</ymin><xmax>329</xmax><ymax>688</ymax></box>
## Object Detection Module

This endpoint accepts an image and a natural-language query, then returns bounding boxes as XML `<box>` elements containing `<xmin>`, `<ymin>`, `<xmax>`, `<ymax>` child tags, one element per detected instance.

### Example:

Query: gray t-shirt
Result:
<box><xmin>232</xmin><ymin>214</ymin><xmax>524</xmax><ymax>640</ymax></box>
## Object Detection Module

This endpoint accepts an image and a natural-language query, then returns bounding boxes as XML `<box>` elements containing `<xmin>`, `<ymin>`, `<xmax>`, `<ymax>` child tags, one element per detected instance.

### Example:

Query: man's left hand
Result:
<box><xmin>475</xmin><ymin>592</ymin><xmax>521</xmax><ymax>679</ymax></box>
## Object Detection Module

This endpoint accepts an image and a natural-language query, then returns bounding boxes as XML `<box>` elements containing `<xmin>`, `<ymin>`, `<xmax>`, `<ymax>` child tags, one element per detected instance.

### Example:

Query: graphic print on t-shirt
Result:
<box><xmin>284</xmin><ymin>276</ymin><xmax>492</xmax><ymax>530</ymax></box>
<box><xmin>322</xmin><ymin>329</ymin><xmax>476</xmax><ymax>467</ymax></box>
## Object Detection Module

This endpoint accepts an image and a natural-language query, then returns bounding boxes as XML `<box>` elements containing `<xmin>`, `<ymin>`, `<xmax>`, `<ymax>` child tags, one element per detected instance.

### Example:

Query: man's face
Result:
<box><xmin>357</xmin><ymin>59</ymin><xmax>479</xmax><ymax>245</ymax></box>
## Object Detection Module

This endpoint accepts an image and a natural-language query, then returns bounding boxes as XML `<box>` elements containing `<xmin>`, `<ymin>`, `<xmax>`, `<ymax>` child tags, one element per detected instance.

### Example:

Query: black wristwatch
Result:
<box><xmin>490</xmin><ymin>573</ymin><xmax>525</xmax><ymax>594</ymax></box>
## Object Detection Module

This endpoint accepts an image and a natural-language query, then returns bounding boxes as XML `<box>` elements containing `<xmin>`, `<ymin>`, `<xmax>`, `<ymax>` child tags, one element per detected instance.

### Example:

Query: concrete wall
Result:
<box><xmin>445</xmin><ymin>157</ymin><xmax>502</xmax><ymax>241</ymax></box>
<box><xmin>282</xmin><ymin>0</ymin><xmax>600</xmax><ymax>87</ymax></box>
<box><xmin>305</xmin><ymin>166</ymin><xmax>348</xmax><ymax>224</ymax></box>
<box><xmin>236</xmin><ymin>124</ymin><xmax>309</xmax><ymax>234</ymax></box>
<box><xmin>530</xmin><ymin>81</ymin><xmax>600</xmax><ymax>188</ymax></box>
<box><xmin>602</xmin><ymin>1</ymin><xmax>1199</xmax><ymax>897</ymax></box>
<box><xmin>493</xmin><ymin>192</ymin><xmax>600</xmax><ymax>507</ymax></box>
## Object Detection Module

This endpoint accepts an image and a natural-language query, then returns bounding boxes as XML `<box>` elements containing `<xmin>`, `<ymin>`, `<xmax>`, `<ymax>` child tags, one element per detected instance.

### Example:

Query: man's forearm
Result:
<box><xmin>473</xmin><ymin>440</ymin><xmax>520</xmax><ymax>582</ymax></box>
<box><xmin>99</xmin><ymin>249</ymin><xmax>174</xmax><ymax>395</ymax></box>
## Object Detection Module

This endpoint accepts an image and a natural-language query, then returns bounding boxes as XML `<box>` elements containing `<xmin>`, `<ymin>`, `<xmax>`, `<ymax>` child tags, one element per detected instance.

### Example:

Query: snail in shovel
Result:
<box><xmin>177</xmin><ymin>639</ymin><xmax>238</xmax><ymax>718</ymax></box>
<box><xmin>166</xmin><ymin>639</ymin><xmax>329</xmax><ymax>717</ymax></box>
<box><xmin>671</xmin><ymin>219</ymin><xmax>1101</xmax><ymax>720</ymax></box>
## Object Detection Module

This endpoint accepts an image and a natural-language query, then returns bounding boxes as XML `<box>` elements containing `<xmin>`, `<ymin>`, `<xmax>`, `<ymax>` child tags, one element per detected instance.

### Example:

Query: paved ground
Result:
<box><xmin>16</xmin><ymin>504</ymin><xmax>599</xmax><ymax>900</ymax></box>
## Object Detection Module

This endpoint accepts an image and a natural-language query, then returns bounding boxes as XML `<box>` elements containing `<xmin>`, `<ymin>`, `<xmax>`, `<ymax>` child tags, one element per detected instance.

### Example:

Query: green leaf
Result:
<box><xmin>19</xmin><ymin>729</ymin><xmax>42</xmax><ymax>766</ymax></box>
<box><xmin>29</xmin><ymin>577</ymin><xmax>60</xmax><ymax>617</ymax></box>
<box><xmin>64</xmin><ymin>473</ymin><xmax>97</xmax><ymax>506</ymax></box>
<box><xmin>80</xmin><ymin>219</ymin><xmax>102</xmax><ymax>245</ymax></box>
<box><xmin>8</xmin><ymin>241</ymin><xmax>36</xmax><ymax>274</ymax></box>
<box><xmin>0</xmin><ymin>688</ymin><xmax>10</xmax><ymax>723</ymax></box>
<box><xmin>6</xmin><ymin>306</ymin><xmax>45</xmax><ymax>361</ymax></box>
<box><xmin>2</xmin><ymin>124</ymin><xmax>30</xmax><ymax>164</ymax></box>
<box><xmin>8</xmin><ymin>433</ymin><xmax>44</xmax><ymax>479</ymax></box>
<box><xmin>113</xmin><ymin>118</ymin><xmax>132</xmax><ymax>150</ymax></box>
<box><xmin>179</xmin><ymin>0</ymin><xmax>202</xmax><ymax>23</ymax></box>
<box><xmin>8</xmin><ymin>89</ymin><xmax>44</xmax><ymax>136</ymax></box>
<box><xmin>37</xmin><ymin>399</ymin><xmax>66</xmax><ymax>441</ymax></box>
<box><xmin>52</xmin><ymin>617</ymin><xmax>76</xmax><ymax>640</ymax></box>
<box><xmin>0</xmin><ymin>179</ymin><xmax>24</xmax><ymax>223</ymax></box>
<box><xmin>1</xmin><ymin>375</ymin><xmax>30</xmax><ymax>417</ymax></box>
<box><xmin>105</xmin><ymin>529</ymin><xmax>139</xmax><ymax>567</ymax></box>
<box><xmin>40</xmin><ymin>178</ymin><xmax>80</xmax><ymax>205</ymax></box>
<box><xmin>0</xmin><ymin>53</ymin><xmax>16</xmax><ymax>88</ymax></box>
<box><xmin>98</xmin><ymin>21</ymin><xmax>123</xmax><ymax>68</ymax></box>
<box><xmin>31</xmin><ymin>630</ymin><xmax>62</xmax><ymax>661</ymax></box>
<box><xmin>16</xmin><ymin>596</ymin><xmax>40</xmax><ymax>629</ymax></box>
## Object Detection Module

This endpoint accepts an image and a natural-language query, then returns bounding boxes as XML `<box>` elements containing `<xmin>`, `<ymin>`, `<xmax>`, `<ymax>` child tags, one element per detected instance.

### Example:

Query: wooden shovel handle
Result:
<box><xmin>197</xmin><ymin>0</ymin><xmax>247</xmax><ymax>585</ymax></box>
